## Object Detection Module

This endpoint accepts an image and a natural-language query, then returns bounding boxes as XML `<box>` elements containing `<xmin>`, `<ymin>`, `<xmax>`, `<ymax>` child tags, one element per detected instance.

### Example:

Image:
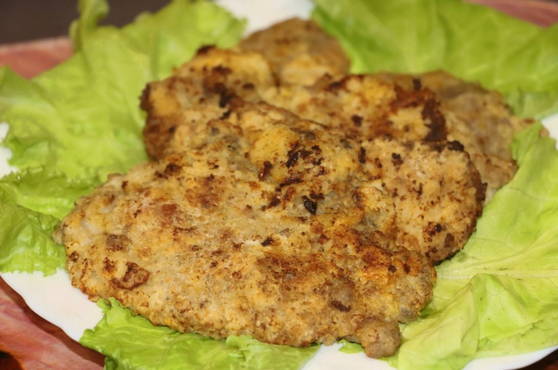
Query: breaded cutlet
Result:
<box><xmin>56</xmin><ymin>101</ymin><xmax>483</xmax><ymax>357</ymax></box>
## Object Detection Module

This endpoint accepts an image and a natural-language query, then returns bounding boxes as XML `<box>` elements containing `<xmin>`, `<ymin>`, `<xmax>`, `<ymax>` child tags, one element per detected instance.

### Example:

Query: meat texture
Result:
<box><xmin>374</xmin><ymin>71</ymin><xmax>533</xmax><ymax>200</ymax></box>
<box><xmin>268</xmin><ymin>74</ymin><xmax>448</xmax><ymax>145</ymax></box>
<box><xmin>142</xmin><ymin>47</ymin><xmax>277</xmax><ymax>159</ymax></box>
<box><xmin>239</xmin><ymin>18</ymin><xmax>350</xmax><ymax>86</ymax></box>
<box><xmin>57</xmin><ymin>100</ymin><xmax>483</xmax><ymax>357</ymax></box>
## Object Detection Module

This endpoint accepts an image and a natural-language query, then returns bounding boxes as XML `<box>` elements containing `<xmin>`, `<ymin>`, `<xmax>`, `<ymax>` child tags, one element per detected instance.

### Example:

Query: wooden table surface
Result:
<box><xmin>1</xmin><ymin>1</ymin><xmax>558</xmax><ymax>369</ymax></box>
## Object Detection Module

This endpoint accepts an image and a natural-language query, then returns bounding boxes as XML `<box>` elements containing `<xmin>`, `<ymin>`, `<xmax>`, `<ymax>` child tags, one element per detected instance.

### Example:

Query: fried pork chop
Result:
<box><xmin>55</xmin><ymin>101</ymin><xmax>485</xmax><ymax>357</ymax></box>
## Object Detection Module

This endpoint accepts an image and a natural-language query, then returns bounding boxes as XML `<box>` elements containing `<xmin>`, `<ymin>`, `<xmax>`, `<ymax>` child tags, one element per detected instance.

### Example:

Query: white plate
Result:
<box><xmin>2</xmin><ymin>1</ymin><xmax>558</xmax><ymax>368</ymax></box>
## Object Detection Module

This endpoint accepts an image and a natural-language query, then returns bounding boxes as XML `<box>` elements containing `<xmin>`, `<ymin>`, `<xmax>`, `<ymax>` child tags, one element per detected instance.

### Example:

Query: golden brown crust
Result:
<box><xmin>269</xmin><ymin>74</ymin><xmax>448</xmax><ymax>144</ymax></box>
<box><xmin>141</xmin><ymin>47</ymin><xmax>277</xmax><ymax>158</ymax></box>
<box><xmin>374</xmin><ymin>71</ymin><xmax>532</xmax><ymax>201</ymax></box>
<box><xmin>358</xmin><ymin>139</ymin><xmax>485</xmax><ymax>262</ymax></box>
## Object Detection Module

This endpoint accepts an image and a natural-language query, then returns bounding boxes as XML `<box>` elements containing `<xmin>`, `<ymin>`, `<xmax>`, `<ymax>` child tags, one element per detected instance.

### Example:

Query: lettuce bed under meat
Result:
<box><xmin>0</xmin><ymin>0</ymin><xmax>557</xmax><ymax>369</ymax></box>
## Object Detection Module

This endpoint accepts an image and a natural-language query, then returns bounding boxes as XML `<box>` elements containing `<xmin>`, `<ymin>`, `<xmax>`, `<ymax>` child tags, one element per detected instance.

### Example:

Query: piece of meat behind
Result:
<box><xmin>239</xmin><ymin>18</ymin><xmax>350</xmax><ymax>86</ymax></box>
<box><xmin>142</xmin><ymin>16</ymin><xmax>353</xmax><ymax>160</ymax></box>
<box><xmin>271</xmin><ymin>72</ymin><xmax>533</xmax><ymax>202</ymax></box>
<box><xmin>237</xmin><ymin>17</ymin><xmax>529</xmax><ymax>200</ymax></box>
<box><xmin>375</xmin><ymin>71</ymin><xmax>532</xmax><ymax>201</ymax></box>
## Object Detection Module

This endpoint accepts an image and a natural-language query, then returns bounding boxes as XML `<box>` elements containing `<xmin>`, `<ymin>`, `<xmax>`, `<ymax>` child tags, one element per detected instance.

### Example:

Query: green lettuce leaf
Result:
<box><xmin>391</xmin><ymin>124</ymin><xmax>558</xmax><ymax>369</ymax></box>
<box><xmin>0</xmin><ymin>0</ymin><xmax>245</xmax><ymax>275</ymax></box>
<box><xmin>0</xmin><ymin>192</ymin><xmax>64</xmax><ymax>274</ymax></box>
<box><xmin>338</xmin><ymin>339</ymin><xmax>364</xmax><ymax>354</ymax></box>
<box><xmin>0</xmin><ymin>169</ymin><xmax>96</xmax><ymax>219</ymax></box>
<box><xmin>81</xmin><ymin>299</ymin><xmax>317</xmax><ymax>370</ymax></box>
<box><xmin>312</xmin><ymin>0</ymin><xmax>558</xmax><ymax>118</ymax></box>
